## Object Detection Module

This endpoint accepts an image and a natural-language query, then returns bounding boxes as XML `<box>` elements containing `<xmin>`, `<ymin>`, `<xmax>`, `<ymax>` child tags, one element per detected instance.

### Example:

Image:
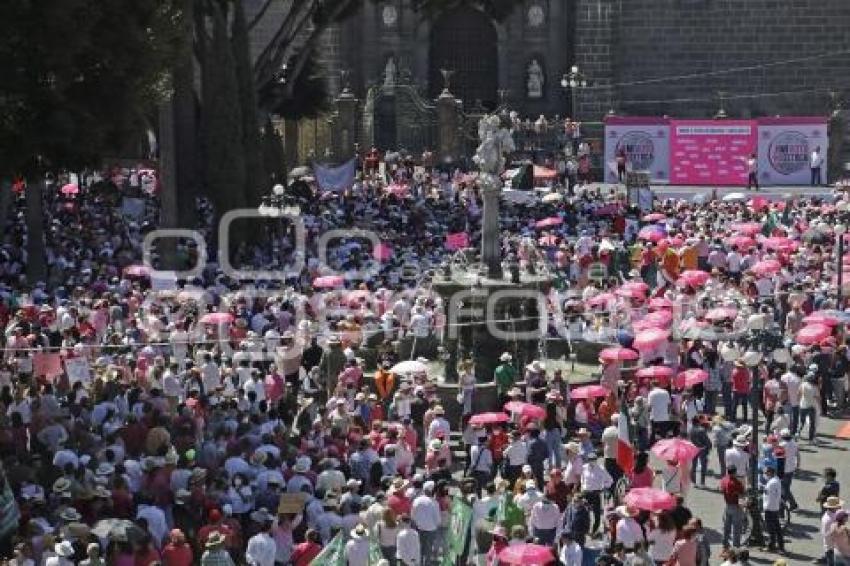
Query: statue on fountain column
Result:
<box><xmin>474</xmin><ymin>114</ymin><xmax>515</xmax><ymax>278</ymax></box>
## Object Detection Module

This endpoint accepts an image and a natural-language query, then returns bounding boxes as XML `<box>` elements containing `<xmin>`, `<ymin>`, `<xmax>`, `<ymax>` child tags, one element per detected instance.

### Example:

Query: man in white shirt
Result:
<box><xmin>245</xmin><ymin>512</ymin><xmax>277</xmax><ymax>566</ymax></box>
<box><xmin>781</xmin><ymin>369</ymin><xmax>802</xmax><ymax>435</ymax></box>
<box><xmin>529</xmin><ymin>495</ymin><xmax>560</xmax><ymax>544</ymax></box>
<box><xmin>615</xmin><ymin>506</ymin><xmax>644</xmax><ymax>551</ymax></box>
<box><xmin>559</xmin><ymin>532</ymin><xmax>583</xmax><ymax>566</ymax></box>
<box><xmin>411</xmin><ymin>482</ymin><xmax>441</xmax><ymax>560</ymax></box>
<box><xmin>344</xmin><ymin>525</ymin><xmax>371</xmax><ymax>566</ymax></box>
<box><xmin>647</xmin><ymin>382</ymin><xmax>672</xmax><ymax>442</ymax></box>
<box><xmin>762</xmin><ymin>466</ymin><xmax>785</xmax><ymax>553</ymax></box>
<box><xmin>502</xmin><ymin>431</ymin><xmax>528</xmax><ymax>484</ymax></box>
<box><xmin>779</xmin><ymin>429</ymin><xmax>800</xmax><ymax>511</ymax></box>
<box><xmin>724</xmin><ymin>438</ymin><xmax>750</xmax><ymax>487</ymax></box>
<box><xmin>396</xmin><ymin>515</ymin><xmax>421</xmax><ymax>566</ymax></box>
<box><xmin>811</xmin><ymin>146</ymin><xmax>824</xmax><ymax>186</ymax></box>
<box><xmin>580</xmin><ymin>453</ymin><xmax>613</xmax><ymax>535</ymax></box>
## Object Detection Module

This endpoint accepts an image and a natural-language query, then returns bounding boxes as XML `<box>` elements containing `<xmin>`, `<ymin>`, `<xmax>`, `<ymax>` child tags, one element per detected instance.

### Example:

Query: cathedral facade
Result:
<box><xmin>317</xmin><ymin>0</ymin><xmax>850</xmax><ymax>123</ymax></box>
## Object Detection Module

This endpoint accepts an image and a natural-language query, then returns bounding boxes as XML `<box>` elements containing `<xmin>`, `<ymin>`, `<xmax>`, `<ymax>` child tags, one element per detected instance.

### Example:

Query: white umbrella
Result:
<box><xmin>722</xmin><ymin>192</ymin><xmax>748</xmax><ymax>202</ymax></box>
<box><xmin>542</xmin><ymin>192</ymin><xmax>563</xmax><ymax>203</ymax></box>
<box><xmin>391</xmin><ymin>360</ymin><xmax>429</xmax><ymax>374</ymax></box>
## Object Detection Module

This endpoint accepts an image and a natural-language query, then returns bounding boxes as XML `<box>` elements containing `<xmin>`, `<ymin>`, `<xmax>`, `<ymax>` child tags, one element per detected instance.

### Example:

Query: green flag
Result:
<box><xmin>309</xmin><ymin>532</ymin><xmax>384</xmax><ymax>566</ymax></box>
<box><xmin>441</xmin><ymin>496</ymin><xmax>473</xmax><ymax>566</ymax></box>
<box><xmin>310</xmin><ymin>533</ymin><xmax>345</xmax><ymax>566</ymax></box>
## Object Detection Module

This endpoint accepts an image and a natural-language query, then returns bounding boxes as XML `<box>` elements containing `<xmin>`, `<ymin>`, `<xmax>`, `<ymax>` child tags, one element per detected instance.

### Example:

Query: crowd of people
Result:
<box><xmin>0</xmin><ymin>149</ymin><xmax>848</xmax><ymax>566</ymax></box>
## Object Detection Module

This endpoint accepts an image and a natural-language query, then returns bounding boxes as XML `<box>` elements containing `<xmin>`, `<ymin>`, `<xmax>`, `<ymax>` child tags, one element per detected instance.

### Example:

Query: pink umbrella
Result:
<box><xmin>750</xmin><ymin>259</ymin><xmax>781</xmax><ymax>277</ymax></box>
<box><xmin>632</xmin><ymin>319</ymin><xmax>661</xmax><ymax>332</ymax></box>
<box><xmin>469</xmin><ymin>412</ymin><xmax>510</xmax><ymax>426</ymax></box>
<box><xmin>624</xmin><ymin>487</ymin><xmax>677</xmax><ymax>512</ymax></box>
<box><xmin>662</xmin><ymin>236</ymin><xmax>684</xmax><ymax>248</ymax></box>
<box><xmin>535</xmin><ymin>217</ymin><xmax>563</xmax><ymax>229</ymax></box>
<box><xmin>748</xmin><ymin>196</ymin><xmax>769</xmax><ymax>212</ymax></box>
<box><xmin>587</xmin><ymin>293</ymin><xmax>616</xmax><ymax>308</ymax></box>
<box><xmin>803</xmin><ymin>313</ymin><xmax>841</xmax><ymax>326</ymax></box>
<box><xmin>570</xmin><ymin>384</ymin><xmax>611</xmax><ymax>400</ymax></box>
<box><xmin>635</xmin><ymin>366</ymin><xmax>675</xmax><ymax>386</ymax></box>
<box><xmin>648</xmin><ymin>297</ymin><xmax>674</xmax><ymax>310</ymax></box>
<box><xmin>200</xmin><ymin>312</ymin><xmax>234</xmax><ymax>325</ymax></box>
<box><xmin>313</xmin><ymin>275</ymin><xmax>345</xmax><ymax>289</ymax></box>
<box><xmin>344</xmin><ymin>290</ymin><xmax>373</xmax><ymax>307</ymax></box>
<box><xmin>724</xmin><ymin>235</ymin><xmax>755</xmax><ymax>250</ymax></box>
<box><xmin>642</xmin><ymin>213</ymin><xmax>667</xmax><ymax>222</ymax></box>
<box><xmin>638</xmin><ymin>226</ymin><xmax>666</xmax><ymax>242</ymax></box>
<box><xmin>633</xmin><ymin>328</ymin><xmax>671</xmax><ymax>350</ymax></box>
<box><xmin>674</xmin><ymin>369</ymin><xmax>709</xmax><ymax>389</ymax></box>
<box><xmin>503</xmin><ymin>402</ymin><xmax>546</xmax><ymax>419</ymax></box>
<box><xmin>704</xmin><ymin>307</ymin><xmax>738</xmax><ymax>322</ymax></box>
<box><xmin>498</xmin><ymin>543</ymin><xmax>555</xmax><ymax>565</ymax></box>
<box><xmin>123</xmin><ymin>264</ymin><xmax>151</xmax><ymax>278</ymax></box>
<box><xmin>795</xmin><ymin>324</ymin><xmax>832</xmax><ymax>345</ymax></box>
<box><xmin>538</xmin><ymin>235</ymin><xmax>559</xmax><ymax>246</ymax></box>
<box><xmin>60</xmin><ymin>183</ymin><xmax>79</xmax><ymax>196</ymax></box>
<box><xmin>385</xmin><ymin>184</ymin><xmax>409</xmax><ymax>198</ymax></box>
<box><xmin>599</xmin><ymin>347</ymin><xmax>639</xmax><ymax>362</ymax></box>
<box><xmin>730</xmin><ymin>222</ymin><xmax>762</xmax><ymax>236</ymax></box>
<box><xmin>676</xmin><ymin>269</ymin><xmax>710</xmax><ymax>288</ymax></box>
<box><xmin>622</xmin><ymin>281</ymin><xmax>650</xmax><ymax>294</ymax></box>
<box><xmin>651</xmin><ymin>437</ymin><xmax>702</xmax><ymax>463</ymax></box>
<box><xmin>762</xmin><ymin>236</ymin><xmax>798</xmax><ymax>252</ymax></box>
<box><xmin>616</xmin><ymin>287</ymin><xmax>647</xmax><ymax>300</ymax></box>
<box><xmin>641</xmin><ymin>310</ymin><xmax>673</xmax><ymax>329</ymax></box>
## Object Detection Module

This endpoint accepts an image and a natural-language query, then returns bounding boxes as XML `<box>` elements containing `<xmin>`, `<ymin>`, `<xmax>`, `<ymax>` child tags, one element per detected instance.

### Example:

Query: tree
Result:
<box><xmin>201</xmin><ymin>2</ymin><xmax>247</xmax><ymax>232</ymax></box>
<box><xmin>0</xmin><ymin>0</ymin><xmax>182</xmax><ymax>282</ymax></box>
<box><xmin>232</xmin><ymin>0</ymin><xmax>267</xmax><ymax>206</ymax></box>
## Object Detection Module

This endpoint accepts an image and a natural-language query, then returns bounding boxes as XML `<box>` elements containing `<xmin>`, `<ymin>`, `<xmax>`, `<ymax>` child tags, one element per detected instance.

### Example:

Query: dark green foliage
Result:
<box><xmin>0</xmin><ymin>0</ymin><xmax>183</xmax><ymax>175</ymax></box>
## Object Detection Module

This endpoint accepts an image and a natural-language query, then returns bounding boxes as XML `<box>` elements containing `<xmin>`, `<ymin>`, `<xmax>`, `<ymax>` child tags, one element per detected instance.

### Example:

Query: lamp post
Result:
<box><xmin>743</xmin><ymin>327</ymin><xmax>784</xmax><ymax>548</ymax></box>
<box><xmin>836</xmin><ymin>223</ymin><xmax>847</xmax><ymax>307</ymax></box>
<box><xmin>560</xmin><ymin>65</ymin><xmax>588</xmax><ymax>119</ymax></box>
<box><xmin>258</xmin><ymin>183</ymin><xmax>302</xmax><ymax>247</ymax></box>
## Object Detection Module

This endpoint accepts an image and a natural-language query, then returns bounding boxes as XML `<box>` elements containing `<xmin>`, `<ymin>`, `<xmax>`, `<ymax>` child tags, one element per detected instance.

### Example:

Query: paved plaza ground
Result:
<box><xmin>684</xmin><ymin>412</ymin><xmax>846</xmax><ymax>564</ymax></box>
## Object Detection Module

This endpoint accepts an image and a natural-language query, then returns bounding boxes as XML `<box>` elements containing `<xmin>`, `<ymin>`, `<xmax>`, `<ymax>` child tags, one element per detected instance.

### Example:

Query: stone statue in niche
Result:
<box><xmin>527</xmin><ymin>59</ymin><xmax>544</xmax><ymax>99</ymax></box>
<box><xmin>384</xmin><ymin>57</ymin><xmax>397</xmax><ymax>86</ymax></box>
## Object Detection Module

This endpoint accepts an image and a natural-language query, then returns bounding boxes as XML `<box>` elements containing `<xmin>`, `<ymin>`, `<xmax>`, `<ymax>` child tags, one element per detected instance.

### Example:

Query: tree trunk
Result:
<box><xmin>0</xmin><ymin>179</ymin><xmax>12</xmax><ymax>240</ymax></box>
<box><xmin>25</xmin><ymin>178</ymin><xmax>47</xmax><ymax>284</ymax></box>
<box><xmin>233</xmin><ymin>0</ymin><xmax>267</xmax><ymax>206</ymax></box>
<box><xmin>173</xmin><ymin>0</ymin><xmax>198</xmax><ymax>230</ymax></box>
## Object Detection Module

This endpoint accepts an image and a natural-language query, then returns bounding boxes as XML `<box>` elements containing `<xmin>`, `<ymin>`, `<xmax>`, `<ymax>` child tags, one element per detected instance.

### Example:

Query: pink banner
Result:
<box><xmin>373</xmin><ymin>243</ymin><xmax>393</xmax><ymax>261</ymax></box>
<box><xmin>669</xmin><ymin>120</ymin><xmax>757</xmax><ymax>186</ymax></box>
<box><xmin>445</xmin><ymin>232</ymin><xmax>470</xmax><ymax>251</ymax></box>
<box><xmin>33</xmin><ymin>352</ymin><xmax>63</xmax><ymax>379</ymax></box>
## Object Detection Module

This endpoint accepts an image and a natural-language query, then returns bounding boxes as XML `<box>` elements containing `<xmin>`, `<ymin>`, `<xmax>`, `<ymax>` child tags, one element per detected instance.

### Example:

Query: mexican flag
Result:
<box><xmin>309</xmin><ymin>532</ymin><xmax>383</xmax><ymax>566</ymax></box>
<box><xmin>617</xmin><ymin>396</ymin><xmax>635</xmax><ymax>473</ymax></box>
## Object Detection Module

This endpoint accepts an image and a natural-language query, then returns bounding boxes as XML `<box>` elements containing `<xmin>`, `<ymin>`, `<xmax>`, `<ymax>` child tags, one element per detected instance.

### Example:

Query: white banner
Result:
<box><xmin>604</xmin><ymin>120</ymin><xmax>670</xmax><ymax>183</ymax></box>
<box><xmin>757</xmin><ymin>119</ymin><xmax>829</xmax><ymax>186</ymax></box>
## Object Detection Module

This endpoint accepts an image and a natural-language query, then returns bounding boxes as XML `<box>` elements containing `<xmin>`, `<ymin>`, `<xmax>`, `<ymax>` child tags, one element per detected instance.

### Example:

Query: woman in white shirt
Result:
<box><xmin>376</xmin><ymin>508</ymin><xmax>400</xmax><ymax>564</ymax></box>
<box><xmin>647</xmin><ymin>511</ymin><xmax>678</xmax><ymax>564</ymax></box>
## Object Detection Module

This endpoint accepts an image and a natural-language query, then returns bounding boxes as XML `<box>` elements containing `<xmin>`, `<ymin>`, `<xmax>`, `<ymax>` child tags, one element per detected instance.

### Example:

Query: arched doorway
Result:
<box><xmin>428</xmin><ymin>7</ymin><xmax>498</xmax><ymax>109</ymax></box>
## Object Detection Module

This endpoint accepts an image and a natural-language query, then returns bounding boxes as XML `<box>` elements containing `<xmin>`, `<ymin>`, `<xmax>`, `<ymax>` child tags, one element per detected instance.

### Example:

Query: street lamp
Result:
<box><xmin>836</xmin><ymin>223</ymin><xmax>847</xmax><ymax>307</ymax></box>
<box><xmin>258</xmin><ymin>183</ymin><xmax>301</xmax><ymax>218</ymax></box>
<box><xmin>560</xmin><ymin>65</ymin><xmax>589</xmax><ymax>118</ymax></box>
<box><xmin>742</xmin><ymin>327</ymin><xmax>785</xmax><ymax>548</ymax></box>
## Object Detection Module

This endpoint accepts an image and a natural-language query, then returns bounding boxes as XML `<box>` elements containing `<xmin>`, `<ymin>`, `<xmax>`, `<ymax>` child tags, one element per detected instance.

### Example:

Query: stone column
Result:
<box><xmin>480</xmin><ymin>174</ymin><xmax>502</xmax><ymax>279</ymax></box>
<box><xmin>437</xmin><ymin>90</ymin><xmax>461</xmax><ymax>162</ymax></box>
<box><xmin>334</xmin><ymin>89</ymin><xmax>360</xmax><ymax>160</ymax></box>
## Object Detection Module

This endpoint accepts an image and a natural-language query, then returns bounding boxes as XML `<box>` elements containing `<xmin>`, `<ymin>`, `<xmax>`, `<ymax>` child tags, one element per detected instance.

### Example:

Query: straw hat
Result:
<box><xmin>55</xmin><ymin>541</ymin><xmax>75</xmax><ymax>558</ymax></box>
<box><xmin>205</xmin><ymin>531</ymin><xmax>227</xmax><ymax>548</ymax></box>
<box><xmin>824</xmin><ymin>496</ymin><xmax>844</xmax><ymax>510</ymax></box>
<box><xmin>350</xmin><ymin>524</ymin><xmax>369</xmax><ymax>539</ymax></box>
<box><xmin>500</xmin><ymin>352</ymin><xmax>513</xmax><ymax>362</ymax></box>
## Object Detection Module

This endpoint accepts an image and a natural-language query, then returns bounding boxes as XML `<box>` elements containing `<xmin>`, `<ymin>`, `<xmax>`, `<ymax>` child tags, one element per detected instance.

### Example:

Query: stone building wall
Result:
<box><xmin>574</xmin><ymin>0</ymin><xmax>850</xmax><ymax>120</ymax></box>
